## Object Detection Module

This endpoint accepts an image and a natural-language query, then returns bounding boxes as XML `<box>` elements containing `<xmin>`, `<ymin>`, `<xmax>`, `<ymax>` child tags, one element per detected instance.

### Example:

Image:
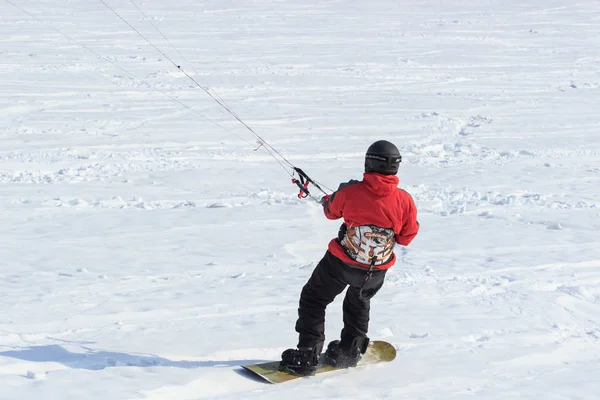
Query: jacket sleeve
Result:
<box><xmin>322</xmin><ymin>179</ymin><xmax>359</xmax><ymax>220</ymax></box>
<box><xmin>396</xmin><ymin>193</ymin><xmax>419</xmax><ymax>246</ymax></box>
<box><xmin>323</xmin><ymin>190</ymin><xmax>344</xmax><ymax>220</ymax></box>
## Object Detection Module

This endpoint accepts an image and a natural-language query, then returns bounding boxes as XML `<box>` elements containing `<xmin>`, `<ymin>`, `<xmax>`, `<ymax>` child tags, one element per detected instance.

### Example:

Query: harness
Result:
<box><xmin>339</xmin><ymin>224</ymin><xmax>395</xmax><ymax>266</ymax></box>
<box><xmin>338</xmin><ymin>224</ymin><xmax>395</xmax><ymax>300</ymax></box>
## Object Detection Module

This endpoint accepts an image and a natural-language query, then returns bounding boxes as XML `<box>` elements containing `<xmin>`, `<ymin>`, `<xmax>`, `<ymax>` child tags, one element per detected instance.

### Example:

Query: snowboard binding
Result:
<box><xmin>279</xmin><ymin>344</ymin><xmax>322</xmax><ymax>377</ymax></box>
<box><xmin>323</xmin><ymin>336</ymin><xmax>369</xmax><ymax>368</ymax></box>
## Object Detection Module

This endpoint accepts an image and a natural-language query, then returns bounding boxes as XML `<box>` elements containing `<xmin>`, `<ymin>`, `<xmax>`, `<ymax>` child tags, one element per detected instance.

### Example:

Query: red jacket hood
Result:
<box><xmin>362</xmin><ymin>173</ymin><xmax>399</xmax><ymax>196</ymax></box>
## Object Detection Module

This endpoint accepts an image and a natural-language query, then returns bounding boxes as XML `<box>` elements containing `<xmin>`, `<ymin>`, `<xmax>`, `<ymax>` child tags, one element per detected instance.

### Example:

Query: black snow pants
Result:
<box><xmin>295</xmin><ymin>251</ymin><xmax>386</xmax><ymax>350</ymax></box>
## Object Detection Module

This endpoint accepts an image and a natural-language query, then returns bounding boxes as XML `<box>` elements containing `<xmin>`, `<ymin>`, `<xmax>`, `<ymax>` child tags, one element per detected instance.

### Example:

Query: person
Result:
<box><xmin>279</xmin><ymin>140</ymin><xmax>420</xmax><ymax>376</ymax></box>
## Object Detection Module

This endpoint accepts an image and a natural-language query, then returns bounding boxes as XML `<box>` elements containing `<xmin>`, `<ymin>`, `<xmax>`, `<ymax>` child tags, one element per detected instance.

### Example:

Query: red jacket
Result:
<box><xmin>323</xmin><ymin>172</ymin><xmax>419</xmax><ymax>270</ymax></box>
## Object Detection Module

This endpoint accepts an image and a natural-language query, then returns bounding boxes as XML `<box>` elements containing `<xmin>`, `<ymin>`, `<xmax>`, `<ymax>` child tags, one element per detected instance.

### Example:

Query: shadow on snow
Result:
<box><xmin>0</xmin><ymin>344</ymin><xmax>268</xmax><ymax>371</ymax></box>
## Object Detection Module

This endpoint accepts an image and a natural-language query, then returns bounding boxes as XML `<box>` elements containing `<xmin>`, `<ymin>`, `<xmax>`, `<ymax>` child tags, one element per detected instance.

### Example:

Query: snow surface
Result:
<box><xmin>1</xmin><ymin>1</ymin><xmax>600</xmax><ymax>399</ymax></box>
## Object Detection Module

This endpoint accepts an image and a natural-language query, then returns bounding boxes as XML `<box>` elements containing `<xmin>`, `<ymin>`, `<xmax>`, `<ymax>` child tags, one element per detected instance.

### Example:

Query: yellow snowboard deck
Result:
<box><xmin>241</xmin><ymin>340</ymin><xmax>396</xmax><ymax>384</ymax></box>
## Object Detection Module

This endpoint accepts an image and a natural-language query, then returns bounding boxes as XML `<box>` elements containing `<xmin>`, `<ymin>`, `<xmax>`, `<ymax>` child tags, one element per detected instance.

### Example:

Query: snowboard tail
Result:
<box><xmin>241</xmin><ymin>340</ymin><xmax>396</xmax><ymax>384</ymax></box>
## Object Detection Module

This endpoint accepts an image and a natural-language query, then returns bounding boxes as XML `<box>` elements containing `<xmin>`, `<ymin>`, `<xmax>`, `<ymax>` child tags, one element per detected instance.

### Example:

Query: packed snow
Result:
<box><xmin>1</xmin><ymin>1</ymin><xmax>599</xmax><ymax>399</ymax></box>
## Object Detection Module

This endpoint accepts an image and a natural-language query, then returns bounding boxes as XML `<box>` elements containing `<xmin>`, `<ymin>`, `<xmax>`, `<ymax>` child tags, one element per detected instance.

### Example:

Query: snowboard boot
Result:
<box><xmin>323</xmin><ymin>335</ymin><xmax>369</xmax><ymax>368</ymax></box>
<box><xmin>279</xmin><ymin>343</ymin><xmax>322</xmax><ymax>376</ymax></box>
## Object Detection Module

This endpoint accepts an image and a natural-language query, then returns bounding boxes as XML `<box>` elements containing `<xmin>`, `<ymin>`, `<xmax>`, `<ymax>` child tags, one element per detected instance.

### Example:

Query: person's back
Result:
<box><xmin>279</xmin><ymin>140</ymin><xmax>419</xmax><ymax>376</ymax></box>
<box><xmin>323</xmin><ymin>170</ymin><xmax>419</xmax><ymax>269</ymax></box>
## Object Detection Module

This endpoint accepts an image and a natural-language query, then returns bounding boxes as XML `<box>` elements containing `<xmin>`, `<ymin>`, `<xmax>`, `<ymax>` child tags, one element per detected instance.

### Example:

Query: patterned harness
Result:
<box><xmin>340</xmin><ymin>224</ymin><xmax>395</xmax><ymax>266</ymax></box>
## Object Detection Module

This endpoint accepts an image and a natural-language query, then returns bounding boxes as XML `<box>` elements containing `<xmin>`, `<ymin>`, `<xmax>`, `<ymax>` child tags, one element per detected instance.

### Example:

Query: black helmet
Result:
<box><xmin>364</xmin><ymin>140</ymin><xmax>402</xmax><ymax>175</ymax></box>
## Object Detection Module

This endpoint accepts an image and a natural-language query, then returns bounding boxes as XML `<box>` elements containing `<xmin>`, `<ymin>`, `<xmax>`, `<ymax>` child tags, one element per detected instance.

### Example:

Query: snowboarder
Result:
<box><xmin>279</xmin><ymin>140</ymin><xmax>420</xmax><ymax>376</ymax></box>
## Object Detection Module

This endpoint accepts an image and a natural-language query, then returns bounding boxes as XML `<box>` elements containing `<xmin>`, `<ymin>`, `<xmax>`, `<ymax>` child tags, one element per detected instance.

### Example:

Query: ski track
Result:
<box><xmin>2</xmin><ymin>1</ymin><xmax>600</xmax><ymax>399</ymax></box>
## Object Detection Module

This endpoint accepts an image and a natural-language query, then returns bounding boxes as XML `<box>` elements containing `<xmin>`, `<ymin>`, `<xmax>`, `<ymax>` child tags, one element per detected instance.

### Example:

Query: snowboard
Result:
<box><xmin>241</xmin><ymin>340</ymin><xmax>396</xmax><ymax>384</ymax></box>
